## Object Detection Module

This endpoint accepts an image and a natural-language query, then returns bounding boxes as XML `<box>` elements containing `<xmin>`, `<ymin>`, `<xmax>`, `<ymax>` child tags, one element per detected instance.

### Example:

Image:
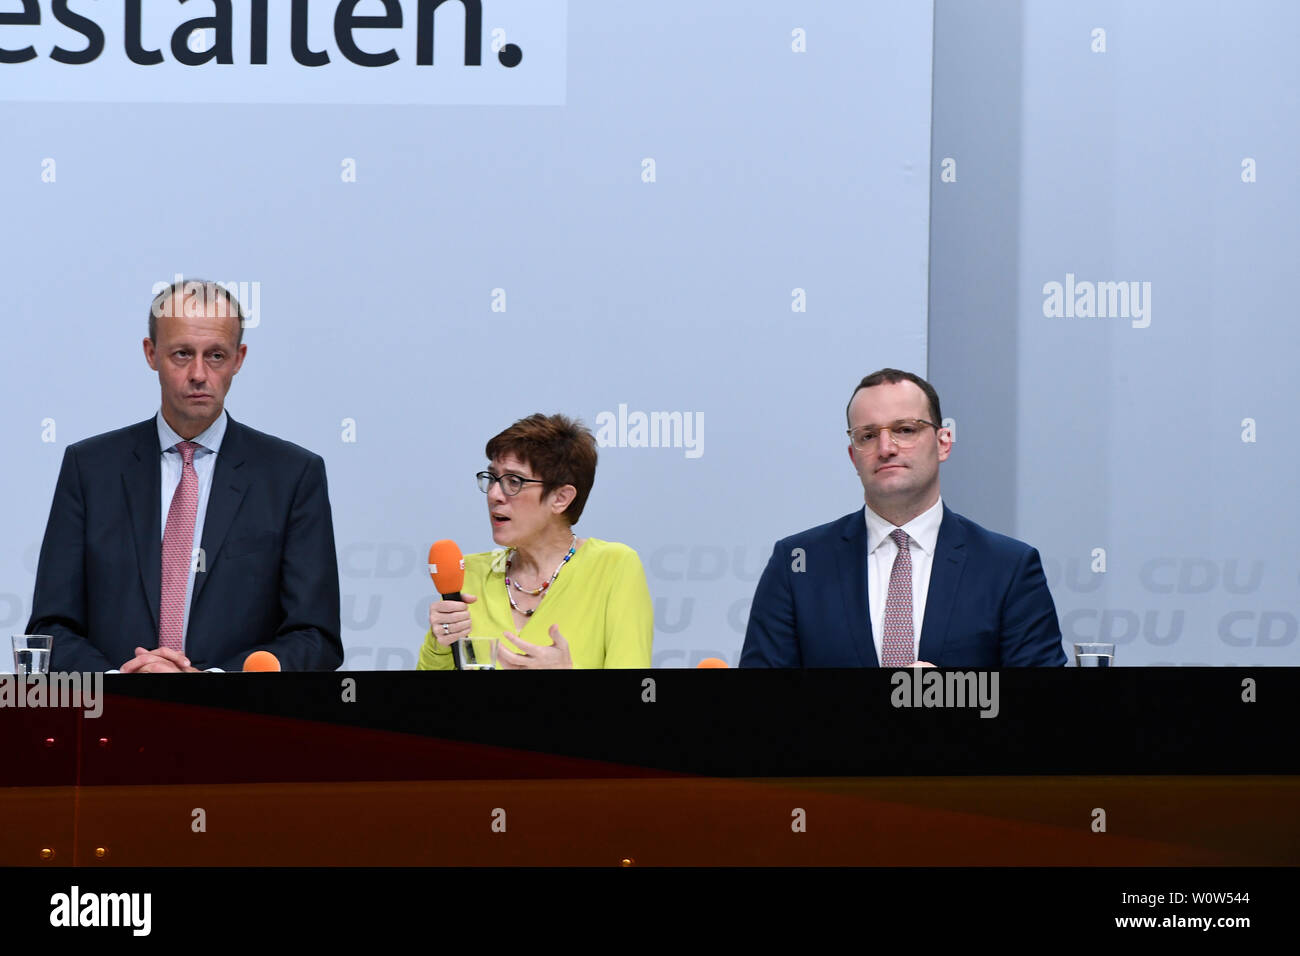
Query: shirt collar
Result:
<box><xmin>156</xmin><ymin>409</ymin><xmax>228</xmax><ymax>456</ymax></box>
<box><xmin>864</xmin><ymin>496</ymin><xmax>944</xmax><ymax>557</ymax></box>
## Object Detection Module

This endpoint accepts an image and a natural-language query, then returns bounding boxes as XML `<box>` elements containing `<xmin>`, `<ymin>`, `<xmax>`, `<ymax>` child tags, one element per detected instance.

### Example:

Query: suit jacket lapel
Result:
<box><xmin>837</xmin><ymin>512</ymin><xmax>878</xmax><ymax>667</ymax></box>
<box><xmin>192</xmin><ymin>416</ymin><xmax>249</xmax><ymax>606</ymax></box>
<box><xmin>122</xmin><ymin>420</ymin><xmax>162</xmax><ymax>633</ymax></box>
<box><xmin>919</xmin><ymin>505</ymin><xmax>968</xmax><ymax>665</ymax></box>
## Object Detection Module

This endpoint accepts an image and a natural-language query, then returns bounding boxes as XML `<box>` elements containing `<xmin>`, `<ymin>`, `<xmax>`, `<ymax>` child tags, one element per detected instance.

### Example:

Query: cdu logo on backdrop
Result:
<box><xmin>0</xmin><ymin>0</ymin><xmax>566</xmax><ymax>104</ymax></box>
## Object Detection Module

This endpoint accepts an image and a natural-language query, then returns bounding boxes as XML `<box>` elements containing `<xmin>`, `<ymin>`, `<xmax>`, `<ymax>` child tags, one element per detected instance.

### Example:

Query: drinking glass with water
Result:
<box><xmin>12</xmin><ymin>635</ymin><xmax>53</xmax><ymax>675</ymax></box>
<box><xmin>457</xmin><ymin>637</ymin><xmax>499</xmax><ymax>671</ymax></box>
<box><xmin>1073</xmin><ymin>642</ymin><xmax>1115</xmax><ymax>667</ymax></box>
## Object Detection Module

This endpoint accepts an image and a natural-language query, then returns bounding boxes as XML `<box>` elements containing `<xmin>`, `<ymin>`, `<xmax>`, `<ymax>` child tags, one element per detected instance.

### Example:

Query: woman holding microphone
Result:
<box><xmin>417</xmin><ymin>414</ymin><xmax>654</xmax><ymax>670</ymax></box>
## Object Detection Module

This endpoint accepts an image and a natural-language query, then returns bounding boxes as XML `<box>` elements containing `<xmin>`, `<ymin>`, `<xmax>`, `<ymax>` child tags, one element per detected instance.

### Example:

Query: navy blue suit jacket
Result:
<box><xmin>27</xmin><ymin>415</ymin><xmax>344</xmax><ymax>672</ymax></box>
<box><xmin>741</xmin><ymin>505</ymin><xmax>1065</xmax><ymax>667</ymax></box>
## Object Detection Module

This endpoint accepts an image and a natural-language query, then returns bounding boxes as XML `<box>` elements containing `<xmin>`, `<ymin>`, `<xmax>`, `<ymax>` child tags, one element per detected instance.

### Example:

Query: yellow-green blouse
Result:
<box><xmin>417</xmin><ymin>538</ymin><xmax>653</xmax><ymax>670</ymax></box>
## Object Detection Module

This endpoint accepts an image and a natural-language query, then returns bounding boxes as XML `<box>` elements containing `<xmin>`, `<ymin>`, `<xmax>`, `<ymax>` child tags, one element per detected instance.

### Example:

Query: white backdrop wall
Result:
<box><xmin>930</xmin><ymin>0</ymin><xmax>1299</xmax><ymax>665</ymax></box>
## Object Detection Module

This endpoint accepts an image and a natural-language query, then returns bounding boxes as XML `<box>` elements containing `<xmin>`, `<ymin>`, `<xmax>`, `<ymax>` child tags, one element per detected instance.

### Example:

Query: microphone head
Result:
<box><xmin>696</xmin><ymin>657</ymin><xmax>729</xmax><ymax>669</ymax></box>
<box><xmin>243</xmin><ymin>650</ymin><xmax>281</xmax><ymax>672</ymax></box>
<box><xmin>428</xmin><ymin>539</ymin><xmax>466</xmax><ymax>595</ymax></box>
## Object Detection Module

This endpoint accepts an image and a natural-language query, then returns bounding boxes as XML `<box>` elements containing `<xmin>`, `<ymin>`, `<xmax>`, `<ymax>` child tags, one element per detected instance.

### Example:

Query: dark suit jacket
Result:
<box><xmin>741</xmin><ymin>505</ymin><xmax>1065</xmax><ymax>667</ymax></box>
<box><xmin>27</xmin><ymin>415</ymin><xmax>343</xmax><ymax>672</ymax></box>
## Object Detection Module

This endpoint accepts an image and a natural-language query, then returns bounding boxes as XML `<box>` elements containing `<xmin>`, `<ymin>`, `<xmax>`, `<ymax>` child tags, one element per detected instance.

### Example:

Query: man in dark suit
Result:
<box><xmin>741</xmin><ymin>368</ymin><xmax>1064</xmax><ymax>668</ymax></box>
<box><xmin>27</xmin><ymin>279</ymin><xmax>343</xmax><ymax>673</ymax></box>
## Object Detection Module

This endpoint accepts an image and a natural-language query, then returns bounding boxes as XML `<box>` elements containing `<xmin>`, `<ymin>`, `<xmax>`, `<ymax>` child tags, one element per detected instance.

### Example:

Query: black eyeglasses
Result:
<box><xmin>476</xmin><ymin>471</ymin><xmax>545</xmax><ymax>496</ymax></box>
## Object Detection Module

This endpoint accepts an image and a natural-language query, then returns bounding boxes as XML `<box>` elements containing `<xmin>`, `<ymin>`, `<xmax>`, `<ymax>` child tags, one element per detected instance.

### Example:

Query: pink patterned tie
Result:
<box><xmin>159</xmin><ymin>441</ymin><xmax>199</xmax><ymax>650</ymax></box>
<box><xmin>880</xmin><ymin>528</ymin><xmax>915</xmax><ymax>666</ymax></box>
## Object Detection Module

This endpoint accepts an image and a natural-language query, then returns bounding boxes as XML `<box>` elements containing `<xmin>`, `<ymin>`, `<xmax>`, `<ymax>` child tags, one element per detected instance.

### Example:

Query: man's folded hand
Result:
<box><xmin>119</xmin><ymin>646</ymin><xmax>202</xmax><ymax>673</ymax></box>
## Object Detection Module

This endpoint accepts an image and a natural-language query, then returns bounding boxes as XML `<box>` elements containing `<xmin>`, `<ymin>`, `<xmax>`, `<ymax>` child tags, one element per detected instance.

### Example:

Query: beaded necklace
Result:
<box><xmin>505</xmin><ymin>534</ymin><xmax>577</xmax><ymax>616</ymax></box>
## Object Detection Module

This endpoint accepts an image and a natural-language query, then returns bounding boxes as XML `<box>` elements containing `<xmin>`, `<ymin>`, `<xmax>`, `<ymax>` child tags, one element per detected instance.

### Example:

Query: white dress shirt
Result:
<box><xmin>865</xmin><ymin>496</ymin><xmax>944</xmax><ymax>663</ymax></box>
<box><xmin>157</xmin><ymin>409</ymin><xmax>228</xmax><ymax>650</ymax></box>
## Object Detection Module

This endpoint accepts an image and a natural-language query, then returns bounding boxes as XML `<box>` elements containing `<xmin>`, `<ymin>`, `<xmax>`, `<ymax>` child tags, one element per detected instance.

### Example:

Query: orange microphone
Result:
<box><xmin>696</xmin><ymin>658</ymin><xmax>729</xmax><ymax>669</ymax></box>
<box><xmin>429</xmin><ymin>540</ymin><xmax>474</xmax><ymax>668</ymax></box>
<box><xmin>428</xmin><ymin>540</ymin><xmax>466</xmax><ymax>600</ymax></box>
<box><xmin>243</xmin><ymin>650</ymin><xmax>281</xmax><ymax>672</ymax></box>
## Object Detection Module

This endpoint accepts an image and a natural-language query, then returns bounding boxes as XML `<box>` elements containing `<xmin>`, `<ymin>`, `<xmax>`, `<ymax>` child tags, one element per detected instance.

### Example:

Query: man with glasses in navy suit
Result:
<box><xmin>741</xmin><ymin>368</ymin><xmax>1065</xmax><ymax>668</ymax></box>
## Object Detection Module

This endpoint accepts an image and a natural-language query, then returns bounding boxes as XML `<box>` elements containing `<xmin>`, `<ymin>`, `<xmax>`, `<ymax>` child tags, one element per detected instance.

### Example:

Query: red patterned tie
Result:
<box><xmin>880</xmin><ymin>528</ymin><xmax>915</xmax><ymax>666</ymax></box>
<box><xmin>159</xmin><ymin>441</ymin><xmax>199</xmax><ymax>650</ymax></box>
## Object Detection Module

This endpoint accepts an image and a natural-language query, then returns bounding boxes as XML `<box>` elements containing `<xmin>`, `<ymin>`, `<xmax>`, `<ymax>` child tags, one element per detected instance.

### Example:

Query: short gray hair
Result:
<box><xmin>148</xmin><ymin>278</ymin><xmax>245</xmax><ymax>344</ymax></box>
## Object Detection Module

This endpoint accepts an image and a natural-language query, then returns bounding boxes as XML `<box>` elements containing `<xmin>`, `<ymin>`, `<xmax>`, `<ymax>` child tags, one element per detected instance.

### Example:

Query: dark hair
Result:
<box><xmin>148</xmin><ymin>278</ymin><xmax>245</xmax><ymax>345</ymax></box>
<box><xmin>845</xmin><ymin>368</ymin><xmax>942</xmax><ymax>427</ymax></box>
<box><xmin>485</xmin><ymin>414</ymin><xmax>598</xmax><ymax>526</ymax></box>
